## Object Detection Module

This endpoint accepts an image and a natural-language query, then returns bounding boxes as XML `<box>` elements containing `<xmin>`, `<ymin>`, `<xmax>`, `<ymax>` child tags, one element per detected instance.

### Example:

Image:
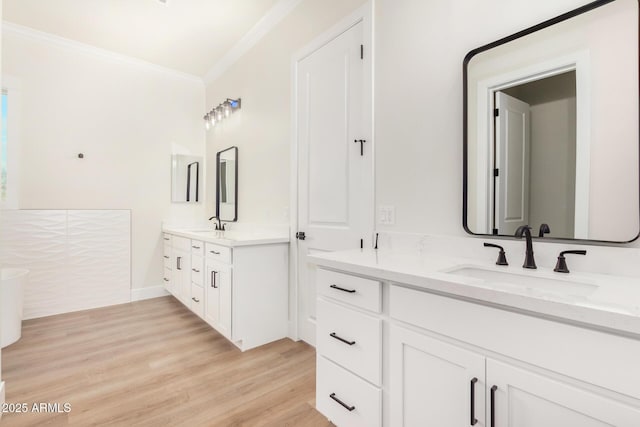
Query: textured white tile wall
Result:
<box><xmin>0</xmin><ymin>210</ymin><xmax>131</xmax><ymax>319</ymax></box>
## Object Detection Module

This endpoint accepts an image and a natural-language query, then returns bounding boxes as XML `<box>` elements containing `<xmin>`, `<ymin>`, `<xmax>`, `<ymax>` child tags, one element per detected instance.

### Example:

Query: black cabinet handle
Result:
<box><xmin>210</xmin><ymin>250</ymin><xmax>221</xmax><ymax>255</ymax></box>
<box><xmin>211</xmin><ymin>271</ymin><xmax>218</xmax><ymax>288</ymax></box>
<box><xmin>177</xmin><ymin>257</ymin><xmax>182</xmax><ymax>270</ymax></box>
<box><xmin>330</xmin><ymin>332</ymin><xmax>356</xmax><ymax>346</ymax></box>
<box><xmin>192</xmin><ymin>245</ymin><xmax>201</xmax><ymax>249</ymax></box>
<box><xmin>329</xmin><ymin>393</ymin><xmax>355</xmax><ymax>412</ymax></box>
<box><xmin>163</xmin><ymin>237</ymin><xmax>170</xmax><ymax>241</ymax></box>
<box><xmin>491</xmin><ymin>385</ymin><xmax>498</xmax><ymax>427</ymax></box>
<box><xmin>470</xmin><ymin>377</ymin><xmax>478</xmax><ymax>425</ymax></box>
<box><xmin>191</xmin><ymin>297</ymin><xmax>200</xmax><ymax>303</ymax></box>
<box><xmin>163</xmin><ymin>278</ymin><xmax>169</xmax><ymax>282</ymax></box>
<box><xmin>163</xmin><ymin>255</ymin><xmax>170</xmax><ymax>259</ymax></box>
<box><xmin>330</xmin><ymin>284</ymin><xmax>356</xmax><ymax>294</ymax></box>
<box><xmin>192</xmin><ymin>268</ymin><xmax>200</xmax><ymax>273</ymax></box>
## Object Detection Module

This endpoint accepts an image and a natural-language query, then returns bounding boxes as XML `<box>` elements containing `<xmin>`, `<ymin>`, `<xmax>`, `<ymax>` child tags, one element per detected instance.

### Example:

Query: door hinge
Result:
<box><xmin>492</xmin><ymin>228</ymin><xmax>499</xmax><ymax>235</ymax></box>
<box><xmin>493</xmin><ymin>168</ymin><xmax>499</xmax><ymax>177</ymax></box>
<box><xmin>494</xmin><ymin>108</ymin><xmax>499</xmax><ymax>117</ymax></box>
<box><xmin>296</xmin><ymin>231</ymin><xmax>306</xmax><ymax>240</ymax></box>
<box><xmin>360</xmin><ymin>238</ymin><xmax>363</xmax><ymax>249</ymax></box>
<box><xmin>360</xmin><ymin>44</ymin><xmax>364</xmax><ymax>60</ymax></box>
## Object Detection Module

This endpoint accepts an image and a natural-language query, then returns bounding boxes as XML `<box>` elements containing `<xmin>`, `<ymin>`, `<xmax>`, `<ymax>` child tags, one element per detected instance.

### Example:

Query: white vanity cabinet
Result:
<box><xmin>313</xmin><ymin>265</ymin><xmax>640</xmax><ymax>427</ymax></box>
<box><xmin>162</xmin><ymin>230</ymin><xmax>289</xmax><ymax>351</ymax></box>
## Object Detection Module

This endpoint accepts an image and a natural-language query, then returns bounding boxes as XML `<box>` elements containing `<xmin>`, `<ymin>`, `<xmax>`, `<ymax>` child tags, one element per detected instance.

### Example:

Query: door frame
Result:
<box><xmin>474</xmin><ymin>50</ymin><xmax>590</xmax><ymax>237</ymax></box>
<box><xmin>289</xmin><ymin>1</ymin><xmax>374</xmax><ymax>341</ymax></box>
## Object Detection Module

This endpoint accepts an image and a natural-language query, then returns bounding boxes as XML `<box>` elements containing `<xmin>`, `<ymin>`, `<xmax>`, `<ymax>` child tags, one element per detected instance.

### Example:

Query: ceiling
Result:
<box><xmin>3</xmin><ymin>0</ymin><xmax>280</xmax><ymax>78</ymax></box>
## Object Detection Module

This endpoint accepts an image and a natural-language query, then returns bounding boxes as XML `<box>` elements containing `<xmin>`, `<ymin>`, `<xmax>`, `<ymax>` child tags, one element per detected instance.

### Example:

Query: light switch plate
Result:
<box><xmin>378</xmin><ymin>205</ymin><xmax>395</xmax><ymax>225</ymax></box>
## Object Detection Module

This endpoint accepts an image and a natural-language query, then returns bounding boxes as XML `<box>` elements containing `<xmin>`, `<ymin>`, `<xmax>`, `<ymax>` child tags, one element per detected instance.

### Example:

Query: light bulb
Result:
<box><xmin>204</xmin><ymin>114</ymin><xmax>210</xmax><ymax>130</ymax></box>
<box><xmin>224</xmin><ymin>102</ymin><xmax>231</xmax><ymax>118</ymax></box>
<box><xmin>216</xmin><ymin>107</ymin><xmax>223</xmax><ymax>121</ymax></box>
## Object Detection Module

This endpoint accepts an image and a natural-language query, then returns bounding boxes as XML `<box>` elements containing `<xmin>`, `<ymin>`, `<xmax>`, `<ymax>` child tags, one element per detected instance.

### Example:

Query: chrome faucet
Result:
<box><xmin>208</xmin><ymin>216</ymin><xmax>226</xmax><ymax>231</ymax></box>
<box><xmin>514</xmin><ymin>225</ymin><xmax>536</xmax><ymax>269</ymax></box>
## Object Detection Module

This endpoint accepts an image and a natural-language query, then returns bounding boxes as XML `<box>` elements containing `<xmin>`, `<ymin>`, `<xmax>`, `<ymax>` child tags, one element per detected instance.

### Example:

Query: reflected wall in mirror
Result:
<box><xmin>216</xmin><ymin>146</ymin><xmax>238</xmax><ymax>222</ymax></box>
<box><xmin>171</xmin><ymin>154</ymin><xmax>202</xmax><ymax>203</ymax></box>
<box><xmin>464</xmin><ymin>0</ymin><xmax>639</xmax><ymax>242</ymax></box>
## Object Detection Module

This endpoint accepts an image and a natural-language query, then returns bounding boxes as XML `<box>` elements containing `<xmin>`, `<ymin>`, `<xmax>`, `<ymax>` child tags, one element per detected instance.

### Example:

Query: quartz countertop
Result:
<box><xmin>163</xmin><ymin>227</ymin><xmax>289</xmax><ymax>247</ymax></box>
<box><xmin>308</xmin><ymin>248</ymin><xmax>640</xmax><ymax>337</ymax></box>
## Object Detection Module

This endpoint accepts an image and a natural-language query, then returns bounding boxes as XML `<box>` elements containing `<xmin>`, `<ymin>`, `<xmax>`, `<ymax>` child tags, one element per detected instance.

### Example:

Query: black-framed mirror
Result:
<box><xmin>463</xmin><ymin>0</ymin><xmax>639</xmax><ymax>243</ymax></box>
<box><xmin>216</xmin><ymin>146</ymin><xmax>238</xmax><ymax>222</ymax></box>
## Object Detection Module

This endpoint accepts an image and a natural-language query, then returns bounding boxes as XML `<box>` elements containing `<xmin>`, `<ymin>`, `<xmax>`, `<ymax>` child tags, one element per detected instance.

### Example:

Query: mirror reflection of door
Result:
<box><xmin>493</xmin><ymin>71</ymin><xmax>577</xmax><ymax>237</ymax></box>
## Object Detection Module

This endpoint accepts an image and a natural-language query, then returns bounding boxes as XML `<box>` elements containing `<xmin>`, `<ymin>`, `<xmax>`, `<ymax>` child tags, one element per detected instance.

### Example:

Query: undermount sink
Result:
<box><xmin>445</xmin><ymin>266</ymin><xmax>598</xmax><ymax>297</ymax></box>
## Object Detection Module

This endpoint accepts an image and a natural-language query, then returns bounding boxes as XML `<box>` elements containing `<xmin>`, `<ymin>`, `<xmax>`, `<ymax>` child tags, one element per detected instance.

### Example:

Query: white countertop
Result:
<box><xmin>308</xmin><ymin>248</ymin><xmax>640</xmax><ymax>337</ymax></box>
<box><xmin>163</xmin><ymin>227</ymin><xmax>289</xmax><ymax>247</ymax></box>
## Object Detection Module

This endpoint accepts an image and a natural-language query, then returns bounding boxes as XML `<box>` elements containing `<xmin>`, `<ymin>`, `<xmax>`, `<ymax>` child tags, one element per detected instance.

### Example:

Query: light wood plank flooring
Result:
<box><xmin>2</xmin><ymin>296</ymin><xmax>332</xmax><ymax>426</ymax></box>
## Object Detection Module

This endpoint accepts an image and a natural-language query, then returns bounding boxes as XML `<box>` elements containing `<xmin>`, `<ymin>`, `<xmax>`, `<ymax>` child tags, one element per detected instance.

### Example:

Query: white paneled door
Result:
<box><xmin>295</xmin><ymin>18</ymin><xmax>373</xmax><ymax>346</ymax></box>
<box><xmin>495</xmin><ymin>91</ymin><xmax>531</xmax><ymax>235</ymax></box>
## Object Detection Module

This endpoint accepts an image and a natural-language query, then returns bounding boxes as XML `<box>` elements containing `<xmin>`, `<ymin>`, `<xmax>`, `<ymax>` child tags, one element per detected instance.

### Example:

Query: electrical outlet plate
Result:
<box><xmin>378</xmin><ymin>205</ymin><xmax>395</xmax><ymax>225</ymax></box>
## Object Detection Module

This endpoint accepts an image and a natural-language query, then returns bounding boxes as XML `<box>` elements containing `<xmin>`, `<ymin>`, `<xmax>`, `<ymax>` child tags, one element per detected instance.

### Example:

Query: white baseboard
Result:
<box><xmin>131</xmin><ymin>285</ymin><xmax>169</xmax><ymax>302</ymax></box>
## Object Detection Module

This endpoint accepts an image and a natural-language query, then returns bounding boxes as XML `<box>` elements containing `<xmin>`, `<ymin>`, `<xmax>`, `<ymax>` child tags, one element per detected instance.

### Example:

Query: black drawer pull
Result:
<box><xmin>491</xmin><ymin>385</ymin><xmax>498</xmax><ymax>427</ymax></box>
<box><xmin>163</xmin><ymin>255</ymin><xmax>170</xmax><ymax>259</ymax></box>
<box><xmin>192</xmin><ymin>268</ymin><xmax>200</xmax><ymax>273</ymax></box>
<box><xmin>330</xmin><ymin>284</ymin><xmax>356</xmax><ymax>294</ymax></box>
<box><xmin>330</xmin><ymin>332</ymin><xmax>356</xmax><ymax>346</ymax></box>
<box><xmin>191</xmin><ymin>297</ymin><xmax>200</xmax><ymax>303</ymax></box>
<box><xmin>470</xmin><ymin>377</ymin><xmax>478</xmax><ymax>425</ymax></box>
<box><xmin>163</xmin><ymin>278</ymin><xmax>169</xmax><ymax>282</ymax></box>
<box><xmin>210</xmin><ymin>250</ymin><xmax>221</xmax><ymax>255</ymax></box>
<box><xmin>163</xmin><ymin>237</ymin><xmax>170</xmax><ymax>241</ymax></box>
<box><xmin>329</xmin><ymin>393</ymin><xmax>355</xmax><ymax>412</ymax></box>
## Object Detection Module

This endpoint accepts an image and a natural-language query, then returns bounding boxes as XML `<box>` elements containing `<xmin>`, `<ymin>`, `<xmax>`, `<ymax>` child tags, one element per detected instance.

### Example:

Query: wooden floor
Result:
<box><xmin>2</xmin><ymin>296</ymin><xmax>332</xmax><ymax>426</ymax></box>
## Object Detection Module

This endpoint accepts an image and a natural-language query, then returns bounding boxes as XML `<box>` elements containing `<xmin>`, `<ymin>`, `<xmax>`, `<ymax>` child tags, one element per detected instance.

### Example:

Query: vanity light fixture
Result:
<box><xmin>202</xmin><ymin>98</ymin><xmax>242</xmax><ymax>130</ymax></box>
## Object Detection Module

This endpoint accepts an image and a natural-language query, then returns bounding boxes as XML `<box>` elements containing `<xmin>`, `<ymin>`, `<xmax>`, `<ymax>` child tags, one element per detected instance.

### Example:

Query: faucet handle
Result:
<box><xmin>484</xmin><ymin>243</ymin><xmax>508</xmax><ymax>266</ymax></box>
<box><xmin>554</xmin><ymin>250</ymin><xmax>587</xmax><ymax>273</ymax></box>
<box><xmin>538</xmin><ymin>223</ymin><xmax>551</xmax><ymax>238</ymax></box>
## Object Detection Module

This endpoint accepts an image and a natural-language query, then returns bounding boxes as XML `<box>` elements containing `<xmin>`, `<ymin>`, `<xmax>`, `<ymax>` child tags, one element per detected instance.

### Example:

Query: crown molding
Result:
<box><xmin>2</xmin><ymin>21</ymin><xmax>204</xmax><ymax>85</ymax></box>
<box><xmin>203</xmin><ymin>0</ymin><xmax>303</xmax><ymax>85</ymax></box>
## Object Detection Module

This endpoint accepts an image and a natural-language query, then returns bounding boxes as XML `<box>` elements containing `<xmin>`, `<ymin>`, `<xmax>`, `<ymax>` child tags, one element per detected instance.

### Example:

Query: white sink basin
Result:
<box><xmin>446</xmin><ymin>266</ymin><xmax>598</xmax><ymax>297</ymax></box>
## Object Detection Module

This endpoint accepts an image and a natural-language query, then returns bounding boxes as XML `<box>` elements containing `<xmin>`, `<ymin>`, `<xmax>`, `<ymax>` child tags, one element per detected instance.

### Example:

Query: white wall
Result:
<box><xmin>204</xmin><ymin>0</ymin><xmax>366</xmax><ymax>225</ymax></box>
<box><xmin>375</xmin><ymin>0</ymin><xmax>639</xmax><ymax>246</ymax></box>
<box><xmin>2</xmin><ymin>28</ymin><xmax>206</xmax><ymax>290</ymax></box>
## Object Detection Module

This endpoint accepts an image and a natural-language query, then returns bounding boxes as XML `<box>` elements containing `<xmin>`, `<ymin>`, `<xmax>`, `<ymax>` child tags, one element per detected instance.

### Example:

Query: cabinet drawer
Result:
<box><xmin>317</xmin><ymin>269</ymin><xmax>381</xmax><ymax>313</ymax></box>
<box><xmin>162</xmin><ymin>233</ymin><xmax>172</xmax><ymax>244</ymax></box>
<box><xmin>205</xmin><ymin>243</ymin><xmax>232</xmax><ymax>264</ymax></box>
<box><xmin>163</xmin><ymin>243</ymin><xmax>171</xmax><ymax>269</ymax></box>
<box><xmin>317</xmin><ymin>299</ymin><xmax>382</xmax><ymax>386</ymax></box>
<box><xmin>190</xmin><ymin>284</ymin><xmax>204</xmax><ymax>318</ymax></box>
<box><xmin>190</xmin><ymin>239</ymin><xmax>204</xmax><ymax>256</ymax></box>
<box><xmin>191</xmin><ymin>255</ymin><xmax>204</xmax><ymax>286</ymax></box>
<box><xmin>316</xmin><ymin>356</ymin><xmax>381</xmax><ymax>427</ymax></box>
<box><xmin>163</xmin><ymin>268</ymin><xmax>171</xmax><ymax>290</ymax></box>
<box><xmin>172</xmin><ymin>236</ymin><xmax>191</xmax><ymax>252</ymax></box>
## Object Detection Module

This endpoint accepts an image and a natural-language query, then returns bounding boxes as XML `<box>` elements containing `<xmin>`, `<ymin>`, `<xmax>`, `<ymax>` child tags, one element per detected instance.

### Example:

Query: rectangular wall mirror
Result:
<box><xmin>463</xmin><ymin>0</ymin><xmax>639</xmax><ymax>243</ymax></box>
<box><xmin>171</xmin><ymin>154</ymin><xmax>202</xmax><ymax>203</ymax></box>
<box><xmin>216</xmin><ymin>146</ymin><xmax>238</xmax><ymax>222</ymax></box>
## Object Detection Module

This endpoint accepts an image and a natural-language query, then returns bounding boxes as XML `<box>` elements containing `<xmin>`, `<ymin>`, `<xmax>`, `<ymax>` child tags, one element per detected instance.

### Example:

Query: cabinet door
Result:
<box><xmin>204</xmin><ymin>263</ymin><xmax>220</xmax><ymax>327</ymax></box>
<box><xmin>488</xmin><ymin>359</ymin><xmax>640</xmax><ymax>427</ymax></box>
<box><xmin>204</xmin><ymin>261</ymin><xmax>232</xmax><ymax>339</ymax></box>
<box><xmin>390</xmin><ymin>325</ymin><xmax>486</xmax><ymax>427</ymax></box>
<box><xmin>217</xmin><ymin>265</ymin><xmax>232</xmax><ymax>339</ymax></box>
<box><xmin>171</xmin><ymin>248</ymin><xmax>190</xmax><ymax>304</ymax></box>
